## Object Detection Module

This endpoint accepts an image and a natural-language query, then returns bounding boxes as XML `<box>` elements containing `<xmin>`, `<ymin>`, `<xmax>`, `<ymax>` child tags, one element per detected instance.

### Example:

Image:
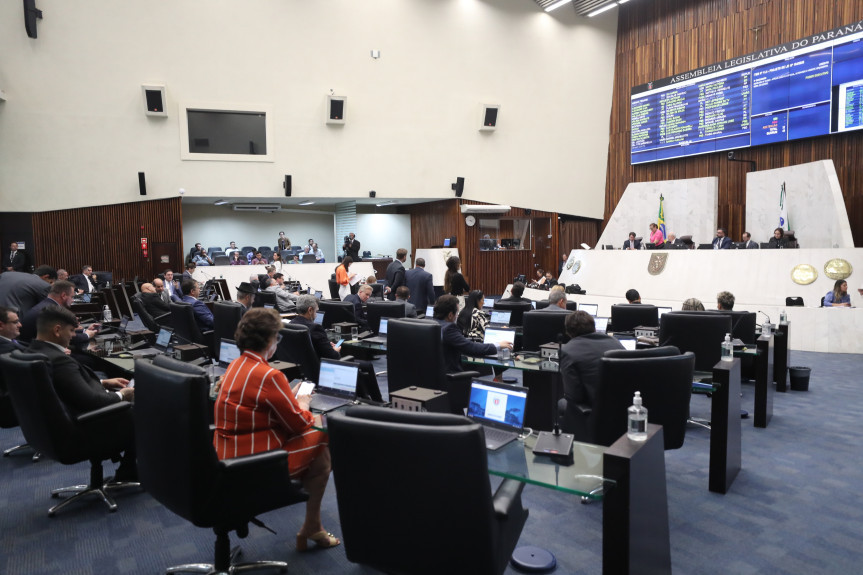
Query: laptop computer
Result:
<box><xmin>594</xmin><ymin>316</ymin><xmax>610</xmax><ymax>334</ymax></box>
<box><xmin>488</xmin><ymin>310</ymin><xmax>511</xmax><ymax>327</ymax></box>
<box><xmin>466</xmin><ymin>380</ymin><xmax>529</xmax><ymax>451</ymax></box>
<box><xmin>579</xmin><ymin>303</ymin><xmax>598</xmax><ymax>317</ymax></box>
<box><xmin>483</xmin><ymin>327</ymin><xmax>516</xmax><ymax>353</ymax></box>
<box><xmin>364</xmin><ymin>317</ymin><xmax>390</xmax><ymax>344</ymax></box>
<box><xmin>125</xmin><ymin>326</ymin><xmax>174</xmax><ymax>358</ymax></box>
<box><xmin>616</xmin><ymin>337</ymin><xmax>637</xmax><ymax>350</ymax></box>
<box><xmin>314</xmin><ymin>311</ymin><xmax>325</xmax><ymax>325</ymax></box>
<box><xmin>211</xmin><ymin>339</ymin><xmax>242</xmax><ymax>377</ymax></box>
<box><xmin>657</xmin><ymin>306</ymin><xmax>672</xmax><ymax>317</ymax></box>
<box><xmin>314</xmin><ymin>290</ymin><xmax>323</xmax><ymax>299</ymax></box>
<box><xmin>308</xmin><ymin>358</ymin><xmax>360</xmax><ymax>413</ymax></box>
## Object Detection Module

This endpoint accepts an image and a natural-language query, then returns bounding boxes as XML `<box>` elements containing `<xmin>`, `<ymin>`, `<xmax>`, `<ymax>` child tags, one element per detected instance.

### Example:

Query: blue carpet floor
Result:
<box><xmin>1</xmin><ymin>350</ymin><xmax>861</xmax><ymax>574</ymax></box>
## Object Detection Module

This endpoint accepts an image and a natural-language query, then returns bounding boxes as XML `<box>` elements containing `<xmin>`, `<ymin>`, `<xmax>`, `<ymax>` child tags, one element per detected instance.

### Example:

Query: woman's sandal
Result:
<box><xmin>296</xmin><ymin>530</ymin><xmax>341</xmax><ymax>551</ymax></box>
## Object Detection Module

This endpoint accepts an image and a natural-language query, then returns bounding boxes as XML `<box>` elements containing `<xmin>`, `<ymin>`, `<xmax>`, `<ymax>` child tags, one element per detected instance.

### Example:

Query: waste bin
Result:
<box><xmin>789</xmin><ymin>366</ymin><xmax>811</xmax><ymax>391</ymax></box>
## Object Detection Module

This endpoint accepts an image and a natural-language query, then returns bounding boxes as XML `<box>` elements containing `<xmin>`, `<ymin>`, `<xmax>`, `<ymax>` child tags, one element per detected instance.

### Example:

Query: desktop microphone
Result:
<box><xmin>757</xmin><ymin>310</ymin><xmax>772</xmax><ymax>325</ymax></box>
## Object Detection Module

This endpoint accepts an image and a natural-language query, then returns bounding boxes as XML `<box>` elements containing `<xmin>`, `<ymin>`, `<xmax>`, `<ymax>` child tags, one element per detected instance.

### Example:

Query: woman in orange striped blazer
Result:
<box><xmin>213</xmin><ymin>308</ymin><xmax>340</xmax><ymax>551</ymax></box>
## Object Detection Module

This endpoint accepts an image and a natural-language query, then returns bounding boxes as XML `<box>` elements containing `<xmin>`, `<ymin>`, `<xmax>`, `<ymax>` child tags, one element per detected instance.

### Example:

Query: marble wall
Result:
<box><xmin>596</xmin><ymin>177</ymin><xmax>719</xmax><ymax>248</ymax></box>
<box><xmin>745</xmin><ymin>160</ymin><xmax>854</xmax><ymax>248</ymax></box>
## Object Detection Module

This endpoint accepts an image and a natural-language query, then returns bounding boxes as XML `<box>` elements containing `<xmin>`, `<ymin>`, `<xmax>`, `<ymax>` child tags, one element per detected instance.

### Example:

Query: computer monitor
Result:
<box><xmin>218</xmin><ymin>339</ymin><xmax>241</xmax><ymax>367</ymax></box>
<box><xmin>657</xmin><ymin>306</ymin><xmax>672</xmax><ymax>317</ymax></box>
<box><xmin>594</xmin><ymin>316</ymin><xmax>610</xmax><ymax>334</ymax></box>
<box><xmin>443</xmin><ymin>237</ymin><xmax>451</xmax><ymax>247</ymax></box>
<box><xmin>579</xmin><ymin>303</ymin><xmax>598</xmax><ymax>316</ymax></box>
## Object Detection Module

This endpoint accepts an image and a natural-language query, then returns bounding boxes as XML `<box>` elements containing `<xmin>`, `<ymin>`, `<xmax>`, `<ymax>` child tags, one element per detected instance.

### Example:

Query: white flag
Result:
<box><xmin>778</xmin><ymin>182</ymin><xmax>790</xmax><ymax>231</ymax></box>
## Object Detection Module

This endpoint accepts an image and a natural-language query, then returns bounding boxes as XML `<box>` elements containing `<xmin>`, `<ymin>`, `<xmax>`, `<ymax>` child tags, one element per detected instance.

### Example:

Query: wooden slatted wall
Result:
<box><xmin>606</xmin><ymin>0</ymin><xmax>863</xmax><ymax>246</ymax></box>
<box><xmin>559</xmin><ymin>218</ymin><xmax>602</xmax><ymax>254</ymax></box>
<box><xmin>31</xmin><ymin>198</ymin><xmax>183</xmax><ymax>281</ymax></box>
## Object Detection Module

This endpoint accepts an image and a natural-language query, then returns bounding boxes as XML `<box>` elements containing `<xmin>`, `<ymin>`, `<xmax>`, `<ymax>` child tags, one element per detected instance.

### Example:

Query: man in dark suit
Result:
<box><xmin>394</xmin><ymin>286</ymin><xmax>417</xmax><ymax>318</ymax></box>
<box><xmin>179</xmin><ymin>278</ymin><xmax>214</xmax><ymax>331</ymax></box>
<box><xmin>385</xmin><ymin>248</ymin><xmax>408</xmax><ymax>301</ymax></box>
<box><xmin>28</xmin><ymin>306</ymin><xmax>136</xmax><ymax>480</ymax></box>
<box><xmin>291</xmin><ymin>295</ymin><xmax>341</xmax><ymax>361</ymax></box>
<box><xmin>182</xmin><ymin>262</ymin><xmax>196</xmax><ymax>281</ymax></box>
<box><xmin>138</xmin><ymin>282</ymin><xmax>171</xmax><ymax>318</ymax></box>
<box><xmin>19</xmin><ymin>280</ymin><xmax>99</xmax><ymax>345</ymax></box>
<box><xmin>712</xmin><ymin>228</ymin><xmax>732</xmax><ymax>249</ymax></box>
<box><xmin>6</xmin><ymin>242</ymin><xmax>27</xmax><ymax>272</ymax></box>
<box><xmin>559</xmin><ymin>311</ymin><xmax>624</xmax><ymax>425</ymax></box>
<box><xmin>0</xmin><ymin>306</ymin><xmax>26</xmax><ymax>354</ymax></box>
<box><xmin>500</xmin><ymin>282</ymin><xmax>532</xmax><ymax>304</ymax></box>
<box><xmin>405</xmin><ymin>258</ymin><xmax>435</xmax><ymax>308</ymax></box>
<box><xmin>623</xmin><ymin>232</ymin><xmax>641</xmax><ymax>250</ymax></box>
<box><xmin>0</xmin><ymin>265</ymin><xmax>57</xmax><ymax>316</ymax></box>
<box><xmin>162</xmin><ymin>269</ymin><xmax>182</xmax><ymax>301</ymax></box>
<box><xmin>741</xmin><ymin>232</ymin><xmax>759</xmax><ymax>249</ymax></box>
<box><xmin>345</xmin><ymin>233</ymin><xmax>361</xmax><ymax>261</ymax></box>
<box><xmin>434</xmin><ymin>295</ymin><xmax>510</xmax><ymax>374</ymax></box>
<box><xmin>540</xmin><ymin>290</ymin><xmax>570</xmax><ymax>312</ymax></box>
<box><xmin>71</xmin><ymin>264</ymin><xmax>98</xmax><ymax>294</ymax></box>
<box><xmin>344</xmin><ymin>284</ymin><xmax>372</xmax><ymax>331</ymax></box>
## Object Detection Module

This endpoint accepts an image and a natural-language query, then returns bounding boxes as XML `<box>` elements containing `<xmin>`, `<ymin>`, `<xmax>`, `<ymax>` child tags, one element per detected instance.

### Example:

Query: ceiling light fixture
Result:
<box><xmin>376</xmin><ymin>200</ymin><xmax>398</xmax><ymax>207</ymax></box>
<box><xmin>587</xmin><ymin>2</ymin><xmax>618</xmax><ymax>17</ymax></box>
<box><xmin>544</xmin><ymin>0</ymin><xmax>571</xmax><ymax>12</ymax></box>
<box><xmin>298</xmin><ymin>200</ymin><xmax>315</xmax><ymax>206</ymax></box>
<box><xmin>213</xmin><ymin>199</ymin><xmax>228</xmax><ymax>206</ymax></box>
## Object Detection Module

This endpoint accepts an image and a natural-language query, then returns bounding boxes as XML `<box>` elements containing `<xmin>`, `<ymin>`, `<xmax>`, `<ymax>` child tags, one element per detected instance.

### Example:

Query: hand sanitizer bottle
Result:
<box><xmin>627</xmin><ymin>391</ymin><xmax>648</xmax><ymax>441</ymax></box>
<box><xmin>780</xmin><ymin>309</ymin><xmax>787</xmax><ymax>323</ymax></box>
<box><xmin>721</xmin><ymin>333</ymin><xmax>733</xmax><ymax>361</ymax></box>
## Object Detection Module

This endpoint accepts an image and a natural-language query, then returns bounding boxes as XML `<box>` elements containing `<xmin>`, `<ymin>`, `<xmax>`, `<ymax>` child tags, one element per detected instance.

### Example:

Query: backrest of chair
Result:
<box><xmin>715</xmin><ymin>310</ymin><xmax>757</xmax><ymax>344</ymax></box>
<box><xmin>785</xmin><ymin>296</ymin><xmax>804</xmax><ymax>307</ymax></box>
<box><xmin>241</xmin><ymin>246</ymin><xmax>256</xmax><ymax>256</ymax></box>
<box><xmin>213</xmin><ymin>302</ymin><xmax>245</xmax><ymax>358</ymax></box>
<box><xmin>368</xmin><ymin>283</ymin><xmax>383</xmax><ymax>300</ymax></box>
<box><xmin>327</xmin><ymin>279</ymin><xmax>340</xmax><ymax>300</ymax></box>
<box><xmin>565</xmin><ymin>300</ymin><xmax>577</xmax><ymax>311</ymax></box>
<box><xmin>206</xmin><ymin>247</ymin><xmax>222</xmax><ymax>256</ymax></box>
<box><xmin>594</xmin><ymin>351</ymin><xmax>695</xmax><ymax>449</ymax></box>
<box><xmin>133</xmin><ymin>358</ymin><xmax>219</xmax><ymax>520</ymax></box>
<box><xmin>0</xmin><ymin>352</ymin><xmax>83</xmax><ymax>462</ymax></box>
<box><xmin>274</xmin><ymin>324</ymin><xmax>321</xmax><ymax>381</ymax></box>
<box><xmin>493</xmin><ymin>301</ymin><xmax>533</xmax><ymax>326</ymax></box>
<box><xmin>213</xmin><ymin>255</ymin><xmax>230</xmax><ymax>266</ymax></box>
<box><xmin>534</xmin><ymin>300</ymin><xmax>550</xmax><ymax>310</ymax></box>
<box><xmin>604</xmin><ymin>345</ymin><xmax>681</xmax><ymax>359</ymax></box>
<box><xmin>386</xmin><ymin>319</ymin><xmax>443</xmax><ymax>395</ymax></box>
<box><xmin>301</xmin><ymin>254</ymin><xmax>316</xmax><ymax>264</ymax></box>
<box><xmin>659</xmin><ymin>311</ymin><xmax>731</xmax><ymax>371</ymax></box>
<box><xmin>366</xmin><ymin>300</ymin><xmax>406</xmax><ymax>333</ymax></box>
<box><xmin>131</xmin><ymin>294</ymin><xmax>161</xmax><ymax>332</ymax></box>
<box><xmin>328</xmin><ymin>406</ymin><xmax>499</xmax><ymax>574</ymax></box>
<box><xmin>252</xmin><ymin>290</ymin><xmax>277</xmax><ymax>308</ymax></box>
<box><xmin>611</xmin><ymin>304</ymin><xmax>659</xmax><ymax>332</ymax></box>
<box><xmin>170</xmin><ymin>301</ymin><xmax>206</xmax><ymax>345</ymax></box>
<box><xmin>318</xmin><ymin>300</ymin><xmax>356</xmax><ymax>329</ymax></box>
<box><xmin>521</xmin><ymin>310</ymin><xmax>568</xmax><ymax>352</ymax></box>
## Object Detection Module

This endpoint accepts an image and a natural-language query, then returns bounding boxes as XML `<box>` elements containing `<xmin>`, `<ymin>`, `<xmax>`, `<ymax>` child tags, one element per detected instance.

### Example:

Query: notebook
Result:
<box><xmin>483</xmin><ymin>327</ymin><xmax>516</xmax><ymax>353</ymax></box>
<box><xmin>466</xmin><ymin>380</ymin><xmax>529</xmax><ymax>451</ymax></box>
<box><xmin>594</xmin><ymin>316</ymin><xmax>610</xmax><ymax>334</ymax></box>
<box><xmin>364</xmin><ymin>317</ymin><xmax>390</xmax><ymax>344</ymax></box>
<box><xmin>579</xmin><ymin>303</ymin><xmax>598</xmax><ymax>317</ymax></box>
<box><xmin>314</xmin><ymin>311</ymin><xmax>325</xmax><ymax>325</ymax></box>
<box><xmin>488</xmin><ymin>310</ymin><xmax>511</xmax><ymax>327</ymax></box>
<box><xmin>308</xmin><ymin>358</ymin><xmax>359</xmax><ymax>413</ymax></box>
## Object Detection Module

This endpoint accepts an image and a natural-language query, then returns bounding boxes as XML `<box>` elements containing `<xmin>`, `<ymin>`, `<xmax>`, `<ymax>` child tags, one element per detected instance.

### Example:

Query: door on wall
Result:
<box><xmin>151</xmin><ymin>243</ymin><xmax>178</xmax><ymax>276</ymax></box>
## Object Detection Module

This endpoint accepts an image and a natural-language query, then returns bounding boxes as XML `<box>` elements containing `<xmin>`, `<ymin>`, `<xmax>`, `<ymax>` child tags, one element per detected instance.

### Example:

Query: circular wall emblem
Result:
<box><xmin>823</xmin><ymin>258</ymin><xmax>852</xmax><ymax>280</ymax></box>
<box><xmin>570</xmin><ymin>260</ymin><xmax>582</xmax><ymax>275</ymax></box>
<box><xmin>791</xmin><ymin>264</ymin><xmax>818</xmax><ymax>285</ymax></box>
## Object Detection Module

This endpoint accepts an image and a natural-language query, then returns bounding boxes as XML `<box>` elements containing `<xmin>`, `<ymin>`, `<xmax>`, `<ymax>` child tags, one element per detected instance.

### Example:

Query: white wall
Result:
<box><xmin>182</xmin><ymin>205</ymin><xmax>336</xmax><ymax>260</ymax></box>
<box><xmin>355</xmin><ymin>214</ymin><xmax>412</xmax><ymax>262</ymax></box>
<box><xmin>0</xmin><ymin>0</ymin><xmax>618</xmax><ymax>220</ymax></box>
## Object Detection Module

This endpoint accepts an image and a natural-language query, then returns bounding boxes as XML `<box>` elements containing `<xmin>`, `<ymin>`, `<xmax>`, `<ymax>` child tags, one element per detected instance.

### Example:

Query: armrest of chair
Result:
<box><xmin>446</xmin><ymin>370</ymin><xmax>480</xmax><ymax>381</ymax></box>
<box><xmin>154</xmin><ymin>312</ymin><xmax>170</xmax><ymax>322</ymax></box>
<box><xmin>492</xmin><ymin>478</ymin><xmax>526</xmax><ymax>520</ymax></box>
<box><xmin>75</xmin><ymin>401</ymin><xmax>132</xmax><ymax>430</ymax></box>
<box><xmin>219</xmin><ymin>449</ymin><xmax>290</xmax><ymax>477</ymax></box>
<box><xmin>572</xmin><ymin>402</ymin><xmax>592</xmax><ymax>417</ymax></box>
<box><xmin>340</xmin><ymin>355</ymin><xmax>355</xmax><ymax>363</ymax></box>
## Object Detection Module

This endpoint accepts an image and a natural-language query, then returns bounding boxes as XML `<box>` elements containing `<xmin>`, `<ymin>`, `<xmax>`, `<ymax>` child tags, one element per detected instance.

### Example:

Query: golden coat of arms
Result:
<box><xmin>791</xmin><ymin>264</ymin><xmax>818</xmax><ymax>285</ymax></box>
<box><xmin>648</xmin><ymin>253</ymin><xmax>667</xmax><ymax>276</ymax></box>
<box><xmin>824</xmin><ymin>258</ymin><xmax>852</xmax><ymax>280</ymax></box>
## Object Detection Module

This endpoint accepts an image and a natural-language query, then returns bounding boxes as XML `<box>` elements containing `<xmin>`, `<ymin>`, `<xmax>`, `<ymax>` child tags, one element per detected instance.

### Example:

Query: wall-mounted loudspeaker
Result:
<box><xmin>23</xmin><ymin>0</ymin><xmax>42</xmax><ymax>39</ymax></box>
<box><xmin>284</xmin><ymin>175</ymin><xmax>292</xmax><ymax>197</ymax></box>
<box><xmin>138</xmin><ymin>172</ymin><xmax>147</xmax><ymax>196</ymax></box>
<box><xmin>142</xmin><ymin>85</ymin><xmax>167</xmax><ymax>117</ymax></box>
<box><xmin>479</xmin><ymin>104</ymin><xmax>500</xmax><ymax>132</ymax></box>
<box><xmin>452</xmin><ymin>177</ymin><xmax>465</xmax><ymax>198</ymax></box>
<box><xmin>326</xmin><ymin>95</ymin><xmax>346</xmax><ymax>125</ymax></box>
<box><xmin>369</xmin><ymin>191</ymin><xmax>376</xmax><ymax>198</ymax></box>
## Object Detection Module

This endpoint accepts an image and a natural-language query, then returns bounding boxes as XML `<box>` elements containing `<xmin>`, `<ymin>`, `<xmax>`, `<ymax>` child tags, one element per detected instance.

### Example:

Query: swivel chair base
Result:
<box><xmin>3</xmin><ymin>442</ymin><xmax>41</xmax><ymax>461</ymax></box>
<box><xmin>166</xmin><ymin>532</ymin><xmax>288</xmax><ymax>575</ymax></box>
<box><xmin>48</xmin><ymin>461</ymin><xmax>140</xmax><ymax>516</ymax></box>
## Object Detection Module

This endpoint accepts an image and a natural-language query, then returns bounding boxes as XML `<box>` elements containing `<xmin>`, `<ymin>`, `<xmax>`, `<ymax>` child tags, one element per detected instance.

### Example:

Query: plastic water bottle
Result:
<box><xmin>103</xmin><ymin>305</ymin><xmax>112</xmax><ymax>322</ymax></box>
<box><xmin>780</xmin><ymin>309</ymin><xmax>787</xmax><ymax>323</ymax></box>
<box><xmin>627</xmin><ymin>392</ymin><xmax>647</xmax><ymax>441</ymax></box>
<box><xmin>721</xmin><ymin>333</ymin><xmax>733</xmax><ymax>362</ymax></box>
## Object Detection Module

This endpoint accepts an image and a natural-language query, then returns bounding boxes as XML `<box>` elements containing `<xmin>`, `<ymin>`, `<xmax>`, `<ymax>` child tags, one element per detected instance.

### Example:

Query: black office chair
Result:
<box><xmin>0</xmin><ymin>351</ymin><xmax>139</xmax><ymax>516</ymax></box>
<box><xmin>714</xmin><ymin>310</ymin><xmax>757</xmax><ymax>344</ymax></box>
<box><xmin>786</xmin><ymin>296</ymin><xmax>804</xmax><ymax>307</ymax></box>
<box><xmin>493</xmin><ymin>301</ymin><xmax>533</xmax><ymax>327</ymax></box>
<box><xmin>386</xmin><ymin>319</ymin><xmax>479</xmax><ymax>413</ymax></box>
<box><xmin>534</xmin><ymin>300</ymin><xmax>550</xmax><ymax>310</ymax></box>
<box><xmin>130</xmin><ymin>293</ymin><xmax>169</xmax><ymax>333</ymax></box>
<box><xmin>362</xmin><ymin>250</ymin><xmax>372</xmax><ymax>258</ymax></box>
<box><xmin>274</xmin><ymin>324</ymin><xmax>322</xmax><ymax>381</ymax></box>
<box><xmin>521</xmin><ymin>310</ymin><xmax>568</xmax><ymax>352</ymax></box>
<box><xmin>366</xmin><ymin>300</ymin><xmax>406</xmax><ymax>333</ymax></box>
<box><xmin>301</xmin><ymin>254</ymin><xmax>316</xmax><ymax>264</ymax></box>
<box><xmin>280</xmin><ymin>249</ymin><xmax>292</xmax><ymax>262</ymax></box>
<box><xmin>559</xmin><ymin>346</ymin><xmax>694</xmax><ymax>450</ymax></box>
<box><xmin>328</xmin><ymin>406</ymin><xmax>528</xmax><ymax>575</ymax></box>
<box><xmin>257</xmin><ymin>246</ymin><xmax>273</xmax><ymax>258</ymax></box>
<box><xmin>327</xmin><ymin>278</ymin><xmax>341</xmax><ymax>300</ymax></box>
<box><xmin>252</xmin><ymin>290</ymin><xmax>277</xmax><ymax>309</ymax></box>
<box><xmin>0</xmin><ymin>367</ymin><xmax>37</xmax><ymax>459</ymax></box>
<box><xmin>170</xmin><ymin>301</ymin><xmax>214</xmax><ymax>352</ymax></box>
<box><xmin>318</xmin><ymin>300</ymin><xmax>356</xmax><ymax>329</ymax></box>
<box><xmin>213</xmin><ymin>301</ymin><xmax>245</xmax><ymax>359</ymax></box>
<box><xmin>133</xmin><ymin>357</ymin><xmax>308</xmax><ymax>574</ymax></box>
<box><xmin>610</xmin><ymin>304</ymin><xmax>659</xmax><ymax>333</ymax></box>
<box><xmin>659</xmin><ymin>311</ymin><xmax>732</xmax><ymax>372</ymax></box>
<box><xmin>213</xmin><ymin>255</ymin><xmax>230</xmax><ymax>266</ymax></box>
<box><xmin>206</xmin><ymin>246</ymin><xmax>222</xmax><ymax>257</ymax></box>
<box><xmin>368</xmin><ymin>282</ymin><xmax>384</xmax><ymax>300</ymax></box>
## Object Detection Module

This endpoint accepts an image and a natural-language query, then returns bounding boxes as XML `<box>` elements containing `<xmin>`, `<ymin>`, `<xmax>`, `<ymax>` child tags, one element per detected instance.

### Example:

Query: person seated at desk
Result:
<box><xmin>559</xmin><ymin>311</ymin><xmax>625</xmax><ymax>426</ymax></box>
<box><xmin>541</xmin><ymin>289</ymin><xmax>570</xmax><ymax>312</ymax></box>
<box><xmin>682</xmin><ymin>297</ymin><xmax>705</xmax><ymax>311</ymax></box>
<box><xmin>19</xmin><ymin>280</ymin><xmax>99</xmax><ymax>345</ymax></box>
<box><xmin>192</xmin><ymin>249</ymin><xmax>214</xmax><ymax>266</ymax></box>
<box><xmin>0</xmin><ymin>306</ymin><xmax>26</xmax><ymax>354</ymax></box>
<box><xmin>213</xmin><ymin>308</ymin><xmax>340</xmax><ymax>552</ymax></box>
<box><xmin>768</xmin><ymin>227</ymin><xmax>789</xmax><ymax>249</ymax></box>
<box><xmin>716</xmin><ymin>290</ymin><xmax>735</xmax><ymax>311</ymax></box>
<box><xmin>395</xmin><ymin>286</ymin><xmax>417</xmax><ymax>318</ymax></box>
<box><xmin>741</xmin><ymin>232</ymin><xmax>759</xmax><ymax>249</ymax></box>
<box><xmin>139</xmin><ymin>282</ymin><xmax>171</xmax><ymax>318</ymax></box>
<box><xmin>529</xmin><ymin>269</ymin><xmax>547</xmax><ymax>290</ymax></box>
<box><xmin>623</xmin><ymin>232</ymin><xmax>640</xmax><ymax>250</ymax></box>
<box><xmin>266</xmin><ymin>274</ymin><xmax>298</xmax><ymax>313</ymax></box>
<box><xmin>229</xmin><ymin>251</ymin><xmax>246</xmax><ymax>265</ymax></box>
<box><xmin>343</xmin><ymin>284</ymin><xmax>372</xmax><ymax>331</ymax></box>
<box><xmin>289</xmin><ymin>255</ymin><xmax>301</xmax><ymax>265</ymax></box>
<box><xmin>500</xmin><ymin>282</ymin><xmax>531</xmax><ymax>304</ymax></box>
<box><xmin>824</xmin><ymin>279</ymin><xmax>851</xmax><ymax>307</ymax></box>
<box><xmin>179</xmin><ymin>278</ymin><xmax>214</xmax><ymax>330</ymax></box>
<box><xmin>649</xmin><ymin>223</ymin><xmax>665</xmax><ymax>248</ymax></box>
<box><xmin>457</xmin><ymin>290</ymin><xmax>490</xmax><ymax>341</ymax></box>
<box><xmin>435</xmin><ymin>295</ymin><xmax>510</xmax><ymax>373</ymax></box>
<box><xmin>712</xmin><ymin>228</ymin><xmax>732</xmax><ymax>249</ymax></box>
<box><xmin>625</xmin><ymin>289</ymin><xmax>642</xmax><ymax>304</ymax></box>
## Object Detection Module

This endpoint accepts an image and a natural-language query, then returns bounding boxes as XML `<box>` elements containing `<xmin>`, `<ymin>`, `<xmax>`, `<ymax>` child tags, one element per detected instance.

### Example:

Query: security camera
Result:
<box><xmin>727</xmin><ymin>151</ymin><xmax>735</xmax><ymax>160</ymax></box>
<box><xmin>178</xmin><ymin>188</ymin><xmax>186</xmax><ymax>196</ymax></box>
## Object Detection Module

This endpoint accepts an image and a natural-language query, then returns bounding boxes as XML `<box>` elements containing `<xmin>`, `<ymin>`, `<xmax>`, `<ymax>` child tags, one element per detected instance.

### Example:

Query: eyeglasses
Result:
<box><xmin>275</xmin><ymin>333</ymin><xmax>282</xmax><ymax>344</ymax></box>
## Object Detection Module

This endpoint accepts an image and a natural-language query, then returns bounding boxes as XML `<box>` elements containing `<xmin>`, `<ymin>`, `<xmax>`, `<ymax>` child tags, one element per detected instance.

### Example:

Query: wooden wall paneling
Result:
<box><xmin>31</xmin><ymin>198</ymin><xmax>183</xmax><ymax>283</ymax></box>
<box><xmin>606</xmin><ymin>0</ymin><xmax>863</xmax><ymax>246</ymax></box>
